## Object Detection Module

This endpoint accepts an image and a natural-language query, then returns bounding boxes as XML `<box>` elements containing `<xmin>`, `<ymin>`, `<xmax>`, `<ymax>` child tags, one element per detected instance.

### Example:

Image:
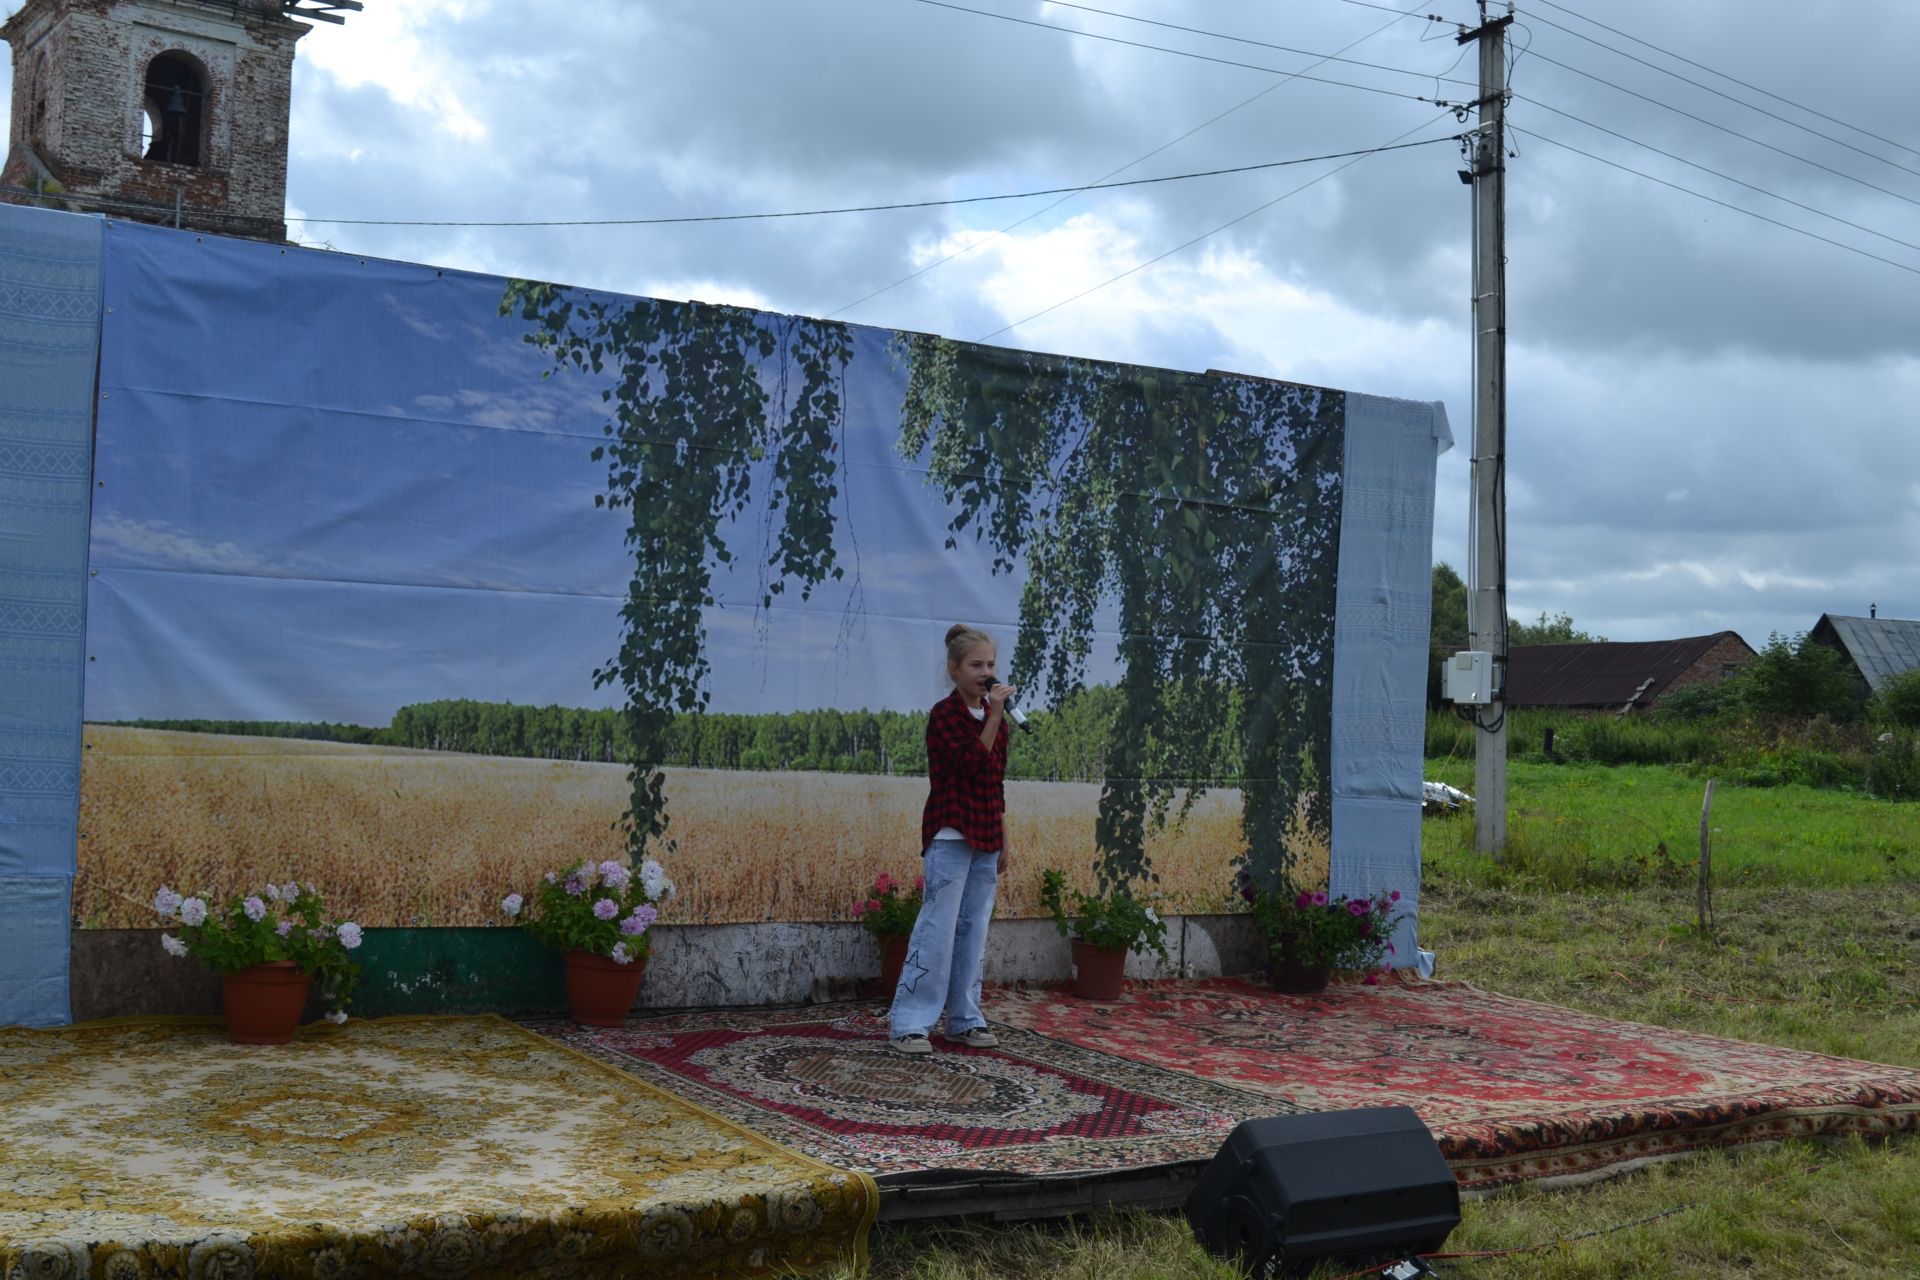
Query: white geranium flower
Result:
<box><xmin>325</xmin><ymin>1009</ymin><xmax>349</xmax><ymax>1025</ymax></box>
<box><xmin>160</xmin><ymin>932</ymin><xmax>189</xmax><ymax>958</ymax></box>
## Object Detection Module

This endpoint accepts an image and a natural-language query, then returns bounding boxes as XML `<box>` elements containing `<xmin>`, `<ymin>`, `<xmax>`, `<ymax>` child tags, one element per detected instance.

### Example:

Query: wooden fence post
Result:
<box><xmin>1697</xmin><ymin>779</ymin><xmax>1717</xmax><ymax>935</ymax></box>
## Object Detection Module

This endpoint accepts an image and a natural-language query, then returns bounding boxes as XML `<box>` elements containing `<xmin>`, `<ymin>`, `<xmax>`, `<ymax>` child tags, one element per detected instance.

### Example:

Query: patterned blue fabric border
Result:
<box><xmin>0</xmin><ymin>203</ymin><xmax>102</xmax><ymax>1026</ymax></box>
<box><xmin>1329</xmin><ymin>393</ymin><xmax>1451</xmax><ymax>966</ymax></box>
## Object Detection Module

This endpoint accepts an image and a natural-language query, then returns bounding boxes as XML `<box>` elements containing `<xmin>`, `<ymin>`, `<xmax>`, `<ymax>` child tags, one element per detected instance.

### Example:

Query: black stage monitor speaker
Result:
<box><xmin>1184</xmin><ymin>1106</ymin><xmax>1460</xmax><ymax>1275</ymax></box>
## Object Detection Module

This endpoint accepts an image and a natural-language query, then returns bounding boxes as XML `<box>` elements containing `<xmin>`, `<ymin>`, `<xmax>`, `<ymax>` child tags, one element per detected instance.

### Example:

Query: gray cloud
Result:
<box><xmin>6</xmin><ymin>0</ymin><xmax>1916</xmax><ymax>642</ymax></box>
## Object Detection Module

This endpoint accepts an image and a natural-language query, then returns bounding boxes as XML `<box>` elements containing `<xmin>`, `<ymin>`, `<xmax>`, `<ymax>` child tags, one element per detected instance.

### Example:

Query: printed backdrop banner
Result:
<box><xmin>0</xmin><ymin>204</ymin><xmax>102</xmax><ymax>1028</ymax></box>
<box><xmin>74</xmin><ymin>219</ymin><xmax>1446</xmax><ymax>933</ymax></box>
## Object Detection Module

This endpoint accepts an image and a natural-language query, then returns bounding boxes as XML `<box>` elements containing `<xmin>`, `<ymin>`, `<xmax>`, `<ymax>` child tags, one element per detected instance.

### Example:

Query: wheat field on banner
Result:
<box><xmin>77</xmin><ymin>727</ymin><xmax>1325</xmax><ymax>928</ymax></box>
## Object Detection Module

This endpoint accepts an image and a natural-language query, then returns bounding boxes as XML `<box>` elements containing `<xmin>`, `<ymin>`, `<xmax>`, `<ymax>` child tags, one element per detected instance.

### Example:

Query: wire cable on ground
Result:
<box><xmin>1326</xmin><ymin>1205</ymin><xmax>1694</xmax><ymax>1279</ymax></box>
<box><xmin>275</xmin><ymin>140</ymin><xmax>1458</xmax><ymax>228</ymax></box>
<box><xmin>1524</xmin><ymin>0</ymin><xmax>1920</xmax><ymax>158</ymax></box>
<box><xmin>1510</xmin><ymin>125</ymin><xmax>1920</xmax><ymax>278</ymax></box>
<box><xmin>976</xmin><ymin>112</ymin><xmax>1462</xmax><ymax>341</ymax></box>
<box><xmin>826</xmin><ymin>0</ymin><xmax>1444</xmax><ymax>318</ymax></box>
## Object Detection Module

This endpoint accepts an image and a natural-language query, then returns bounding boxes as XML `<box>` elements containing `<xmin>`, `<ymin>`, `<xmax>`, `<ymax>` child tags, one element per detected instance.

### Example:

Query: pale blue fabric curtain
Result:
<box><xmin>0</xmin><ymin>204</ymin><xmax>103</xmax><ymax>1027</ymax></box>
<box><xmin>1329</xmin><ymin>393</ymin><xmax>1452</xmax><ymax>966</ymax></box>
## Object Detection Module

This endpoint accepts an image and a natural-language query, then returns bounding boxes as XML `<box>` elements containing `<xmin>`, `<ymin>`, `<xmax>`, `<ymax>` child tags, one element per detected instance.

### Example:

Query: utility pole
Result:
<box><xmin>1461</xmin><ymin>3</ymin><xmax>1511</xmax><ymax>856</ymax></box>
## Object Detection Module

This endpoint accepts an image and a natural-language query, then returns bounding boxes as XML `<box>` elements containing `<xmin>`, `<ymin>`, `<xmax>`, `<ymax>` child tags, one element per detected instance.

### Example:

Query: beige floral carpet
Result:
<box><xmin>0</xmin><ymin>1015</ymin><xmax>877</xmax><ymax>1280</ymax></box>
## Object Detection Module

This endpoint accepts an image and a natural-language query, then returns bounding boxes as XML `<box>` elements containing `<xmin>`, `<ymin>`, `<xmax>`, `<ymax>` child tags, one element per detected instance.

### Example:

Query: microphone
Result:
<box><xmin>985</xmin><ymin>680</ymin><xmax>1035</xmax><ymax>734</ymax></box>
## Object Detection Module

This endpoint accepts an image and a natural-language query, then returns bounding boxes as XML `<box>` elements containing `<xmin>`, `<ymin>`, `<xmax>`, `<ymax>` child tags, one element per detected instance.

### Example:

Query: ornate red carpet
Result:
<box><xmin>535</xmin><ymin>1006</ymin><xmax>1268</xmax><ymax>1180</ymax></box>
<box><xmin>534</xmin><ymin>978</ymin><xmax>1920</xmax><ymax>1190</ymax></box>
<box><xmin>985</xmin><ymin>977</ymin><xmax>1920</xmax><ymax>1187</ymax></box>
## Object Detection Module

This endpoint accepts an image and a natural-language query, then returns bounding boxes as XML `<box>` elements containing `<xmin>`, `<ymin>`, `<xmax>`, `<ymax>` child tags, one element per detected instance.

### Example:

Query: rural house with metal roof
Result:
<box><xmin>1809</xmin><ymin>612</ymin><xmax>1920</xmax><ymax>698</ymax></box>
<box><xmin>1506</xmin><ymin>631</ymin><xmax>1755</xmax><ymax>713</ymax></box>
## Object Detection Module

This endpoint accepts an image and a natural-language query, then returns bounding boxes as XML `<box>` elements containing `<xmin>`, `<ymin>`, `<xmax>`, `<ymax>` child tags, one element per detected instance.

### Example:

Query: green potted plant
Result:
<box><xmin>850</xmin><ymin>871</ymin><xmax>923</xmax><ymax>993</ymax></box>
<box><xmin>1040</xmin><ymin>869</ymin><xmax>1170</xmax><ymax>999</ymax></box>
<box><xmin>502</xmin><ymin>856</ymin><xmax>674</xmax><ymax>1026</ymax></box>
<box><xmin>1238</xmin><ymin>870</ymin><xmax>1405</xmax><ymax>992</ymax></box>
<box><xmin>154</xmin><ymin>881</ymin><xmax>362</xmax><ymax>1044</ymax></box>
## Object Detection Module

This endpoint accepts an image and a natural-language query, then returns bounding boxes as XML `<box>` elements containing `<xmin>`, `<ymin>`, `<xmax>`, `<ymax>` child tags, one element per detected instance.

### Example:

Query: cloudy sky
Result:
<box><xmin>14</xmin><ymin>0</ymin><xmax>1920</xmax><ymax>646</ymax></box>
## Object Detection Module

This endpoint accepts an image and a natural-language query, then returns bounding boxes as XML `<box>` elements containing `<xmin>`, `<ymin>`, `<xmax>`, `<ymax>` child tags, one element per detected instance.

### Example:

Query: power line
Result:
<box><xmin>827</xmin><ymin>0</ymin><xmax>1441</xmax><ymax>318</ymax></box>
<box><xmin>978</xmin><ymin>111</ymin><xmax>1461</xmax><ymax>342</ymax></box>
<box><xmin>1511</xmin><ymin>125</ymin><xmax>1920</xmax><ymax>278</ymax></box>
<box><xmin>1525</xmin><ymin>0</ymin><xmax>1920</xmax><ymax>159</ymax></box>
<box><xmin>272</xmin><ymin>141</ymin><xmax>1458</xmax><ymax>228</ymax></box>
<box><xmin>905</xmin><ymin>0</ymin><xmax>1461</xmax><ymax>107</ymax></box>
<box><xmin>1024</xmin><ymin>0</ymin><xmax>1473</xmax><ymax>89</ymax></box>
<box><xmin>1335</xmin><ymin>0</ymin><xmax>1457</xmax><ymax>19</ymax></box>
<box><xmin>1517</xmin><ymin>52</ymin><xmax>1920</xmax><ymax>211</ymax></box>
<box><xmin>1517</xmin><ymin>96</ymin><xmax>1920</xmax><ymax>257</ymax></box>
<box><xmin>1517</xmin><ymin>6</ymin><xmax>1920</xmax><ymax>182</ymax></box>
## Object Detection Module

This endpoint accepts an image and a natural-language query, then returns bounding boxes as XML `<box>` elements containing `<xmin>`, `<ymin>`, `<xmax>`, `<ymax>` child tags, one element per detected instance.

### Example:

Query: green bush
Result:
<box><xmin>1656</xmin><ymin>680</ymin><xmax>1734</xmax><ymax>722</ymax></box>
<box><xmin>1866</xmin><ymin>730</ymin><xmax>1920</xmax><ymax>801</ymax></box>
<box><xmin>1872</xmin><ymin>669</ymin><xmax>1920</xmax><ymax>729</ymax></box>
<box><xmin>1776</xmin><ymin>747</ymin><xmax>1862</xmax><ymax>791</ymax></box>
<box><xmin>1727</xmin><ymin>631</ymin><xmax>1864</xmax><ymax>721</ymax></box>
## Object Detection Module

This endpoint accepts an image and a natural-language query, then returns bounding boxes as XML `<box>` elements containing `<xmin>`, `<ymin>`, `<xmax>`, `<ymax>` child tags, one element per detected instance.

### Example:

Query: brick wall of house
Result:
<box><xmin>1660</xmin><ymin>632</ymin><xmax>1754</xmax><ymax>700</ymax></box>
<box><xmin>3</xmin><ymin>0</ymin><xmax>304</xmax><ymax>241</ymax></box>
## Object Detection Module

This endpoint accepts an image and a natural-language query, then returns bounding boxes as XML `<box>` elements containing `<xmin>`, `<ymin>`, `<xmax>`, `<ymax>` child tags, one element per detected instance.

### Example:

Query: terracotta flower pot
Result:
<box><xmin>563</xmin><ymin>948</ymin><xmax>649</xmax><ymax>1027</ymax></box>
<box><xmin>1069</xmin><ymin>940</ymin><xmax>1128</xmax><ymax>1000</ymax></box>
<box><xmin>222</xmin><ymin>960</ymin><xmax>311</xmax><ymax>1045</ymax></box>
<box><xmin>1271</xmin><ymin>932</ymin><xmax>1333</xmax><ymax>994</ymax></box>
<box><xmin>878</xmin><ymin>935</ymin><xmax>911</xmax><ymax>995</ymax></box>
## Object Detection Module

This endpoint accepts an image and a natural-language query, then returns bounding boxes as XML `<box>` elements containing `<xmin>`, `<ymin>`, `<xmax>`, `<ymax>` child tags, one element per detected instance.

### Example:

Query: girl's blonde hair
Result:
<box><xmin>943</xmin><ymin>624</ymin><xmax>995</xmax><ymax>683</ymax></box>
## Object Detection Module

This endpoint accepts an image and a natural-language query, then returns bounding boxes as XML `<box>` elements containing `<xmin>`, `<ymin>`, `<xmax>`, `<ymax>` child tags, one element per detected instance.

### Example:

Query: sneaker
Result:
<box><xmin>889</xmin><ymin>1033</ymin><xmax>933</xmax><ymax>1055</ymax></box>
<box><xmin>943</xmin><ymin>1026</ymin><xmax>999</xmax><ymax>1049</ymax></box>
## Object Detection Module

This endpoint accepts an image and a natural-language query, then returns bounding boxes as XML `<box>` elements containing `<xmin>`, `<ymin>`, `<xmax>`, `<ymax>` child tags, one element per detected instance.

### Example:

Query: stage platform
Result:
<box><xmin>6</xmin><ymin>979</ymin><xmax>1918</xmax><ymax>1274</ymax></box>
<box><xmin>0</xmin><ymin>1016</ymin><xmax>876</xmax><ymax>1279</ymax></box>
<box><xmin>540</xmin><ymin>976</ymin><xmax>1920</xmax><ymax>1216</ymax></box>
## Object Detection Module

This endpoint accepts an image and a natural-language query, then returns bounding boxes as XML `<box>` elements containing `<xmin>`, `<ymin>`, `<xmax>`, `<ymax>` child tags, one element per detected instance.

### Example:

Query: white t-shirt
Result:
<box><xmin>932</xmin><ymin>702</ymin><xmax>989</xmax><ymax>843</ymax></box>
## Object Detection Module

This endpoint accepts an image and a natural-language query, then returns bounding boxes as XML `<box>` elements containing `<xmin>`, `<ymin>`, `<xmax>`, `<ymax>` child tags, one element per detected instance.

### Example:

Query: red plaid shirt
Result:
<box><xmin>920</xmin><ymin>688</ymin><xmax>1009</xmax><ymax>852</ymax></box>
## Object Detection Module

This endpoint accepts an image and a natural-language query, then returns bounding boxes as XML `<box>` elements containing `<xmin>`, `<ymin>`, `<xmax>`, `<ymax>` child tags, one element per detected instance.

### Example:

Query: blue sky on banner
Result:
<box><xmin>81</xmin><ymin>245</ymin><xmax>1149</xmax><ymax>725</ymax></box>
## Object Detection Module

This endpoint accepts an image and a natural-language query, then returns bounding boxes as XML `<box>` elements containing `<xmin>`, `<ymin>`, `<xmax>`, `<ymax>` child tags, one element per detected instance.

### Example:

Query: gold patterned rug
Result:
<box><xmin>0</xmin><ymin>1015</ymin><xmax>876</xmax><ymax>1280</ymax></box>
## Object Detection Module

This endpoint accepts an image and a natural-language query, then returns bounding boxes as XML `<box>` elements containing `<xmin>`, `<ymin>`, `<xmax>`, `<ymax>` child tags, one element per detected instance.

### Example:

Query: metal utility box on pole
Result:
<box><xmin>1461</xmin><ymin>4</ymin><xmax>1510</xmax><ymax>856</ymax></box>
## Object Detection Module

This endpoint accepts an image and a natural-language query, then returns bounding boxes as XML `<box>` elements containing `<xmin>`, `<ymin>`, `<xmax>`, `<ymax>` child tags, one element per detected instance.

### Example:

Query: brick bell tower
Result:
<box><xmin>2</xmin><ymin>0</ymin><xmax>359</xmax><ymax>242</ymax></box>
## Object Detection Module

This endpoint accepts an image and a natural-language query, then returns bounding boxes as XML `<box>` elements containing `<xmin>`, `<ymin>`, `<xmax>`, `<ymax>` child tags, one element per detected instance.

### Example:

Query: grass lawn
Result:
<box><xmin>1420</xmin><ymin>759</ymin><xmax>1920</xmax><ymax>888</ymax></box>
<box><xmin>826</xmin><ymin>768</ymin><xmax>1920</xmax><ymax>1279</ymax></box>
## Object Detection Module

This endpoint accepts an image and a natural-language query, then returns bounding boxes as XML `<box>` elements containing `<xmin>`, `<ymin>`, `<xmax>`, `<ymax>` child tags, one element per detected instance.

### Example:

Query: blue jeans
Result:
<box><xmin>888</xmin><ymin>838</ymin><xmax>999</xmax><ymax>1038</ymax></box>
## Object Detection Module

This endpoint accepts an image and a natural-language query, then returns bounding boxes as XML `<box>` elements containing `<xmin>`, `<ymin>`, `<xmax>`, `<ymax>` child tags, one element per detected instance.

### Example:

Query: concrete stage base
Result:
<box><xmin>70</xmin><ymin>914</ymin><xmax>1266</xmax><ymax>1020</ymax></box>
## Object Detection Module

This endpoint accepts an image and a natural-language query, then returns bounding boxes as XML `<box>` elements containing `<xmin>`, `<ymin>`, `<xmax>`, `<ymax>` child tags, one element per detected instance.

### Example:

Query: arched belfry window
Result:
<box><xmin>142</xmin><ymin>53</ymin><xmax>207</xmax><ymax>166</ymax></box>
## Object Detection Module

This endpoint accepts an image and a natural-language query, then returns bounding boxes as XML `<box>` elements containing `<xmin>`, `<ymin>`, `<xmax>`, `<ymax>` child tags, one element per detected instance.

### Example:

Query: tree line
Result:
<box><xmin>111</xmin><ymin>684</ymin><xmax>1262</xmax><ymax>784</ymax></box>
